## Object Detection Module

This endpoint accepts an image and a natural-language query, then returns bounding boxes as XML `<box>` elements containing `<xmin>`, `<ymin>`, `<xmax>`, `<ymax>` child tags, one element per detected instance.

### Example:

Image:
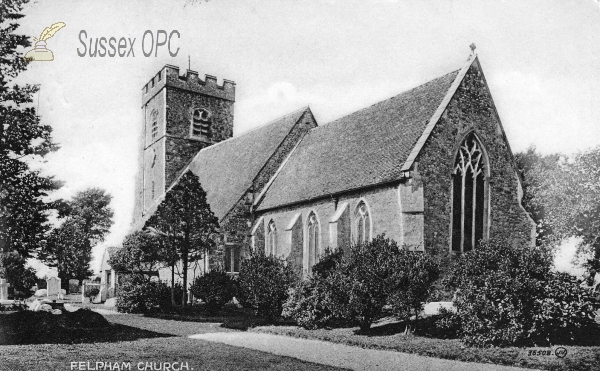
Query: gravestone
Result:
<box><xmin>46</xmin><ymin>277</ymin><xmax>61</xmax><ymax>297</ymax></box>
<box><xmin>0</xmin><ymin>279</ymin><xmax>10</xmax><ymax>301</ymax></box>
<box><xmin>69</xmin><ymin>279</ymin><xmax>80</xmax><ymax>294</ymax></box>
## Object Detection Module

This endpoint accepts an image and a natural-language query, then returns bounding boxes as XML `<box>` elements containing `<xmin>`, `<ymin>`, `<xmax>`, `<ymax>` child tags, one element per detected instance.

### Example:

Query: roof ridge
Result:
<box><xmin>196</xmin><ymin>106</ymin><xmax>309</xmax><ymax>154</ymax></box>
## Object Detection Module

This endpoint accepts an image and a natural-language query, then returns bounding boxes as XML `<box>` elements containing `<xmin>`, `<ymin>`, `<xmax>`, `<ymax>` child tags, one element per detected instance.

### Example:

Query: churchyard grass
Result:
<box><xmin>251</xmin><ymin>316</ymin><xmax>600</xmax><ymax>371</ymax></box>
<box><xmin>0</xmin><ymin>312</ymin><xmax>344</xmax><ymax>371</ymax></box>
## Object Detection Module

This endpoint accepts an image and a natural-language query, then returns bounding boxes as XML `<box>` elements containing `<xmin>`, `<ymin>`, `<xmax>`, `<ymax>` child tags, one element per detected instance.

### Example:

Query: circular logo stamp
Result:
<box><xmin>555</xmin><ymin>347</ymin><xmax>568</xmax><ymax>358</ymax></box>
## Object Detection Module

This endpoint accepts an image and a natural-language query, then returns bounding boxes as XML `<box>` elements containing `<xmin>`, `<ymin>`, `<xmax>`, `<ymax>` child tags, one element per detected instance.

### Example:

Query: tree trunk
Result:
<box><xmin>170</xmin><ymin>260</ymin><xmax>175</xmax><ymax>307</ymax></box>
<box><xmin>182</xmin><ymin>230</ymin><xmax>189</xmax><ymax>307</ymax></box>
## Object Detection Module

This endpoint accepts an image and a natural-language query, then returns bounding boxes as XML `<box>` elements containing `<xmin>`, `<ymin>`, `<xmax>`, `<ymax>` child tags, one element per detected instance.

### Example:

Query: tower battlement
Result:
<box><xmin>142</xmin><ymin>64</ymin><xmax>235</xmax><ymax>106</ymax></box>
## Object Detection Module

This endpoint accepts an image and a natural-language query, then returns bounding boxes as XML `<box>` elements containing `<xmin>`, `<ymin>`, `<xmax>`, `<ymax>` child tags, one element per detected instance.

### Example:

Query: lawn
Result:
<box><xmin>0</xmin><ymin>311</ymin><xmax>346</xmax><ymax>371</ymax></box>
<box><xmin>251</xmin><ymin>316</ymin><xmax>600</xmax><ymax>371</ymax></box>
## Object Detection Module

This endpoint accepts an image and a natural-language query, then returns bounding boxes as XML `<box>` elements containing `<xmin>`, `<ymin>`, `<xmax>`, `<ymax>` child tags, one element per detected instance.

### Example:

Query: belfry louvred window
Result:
<box><xmin>192</xmin><ymin>108</ymin><xmax>211</xmax><ymax>138</ymax></box>
<box><xmin>451</xmin><ymin>133</ymin><xmax>488</xmax><ymax>253</ymax></box>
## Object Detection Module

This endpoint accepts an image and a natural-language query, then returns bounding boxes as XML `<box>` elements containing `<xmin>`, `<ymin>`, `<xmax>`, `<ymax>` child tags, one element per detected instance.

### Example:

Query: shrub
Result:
<box><xmin>238</xmin><ymin>252</ymin><xmax>297</xmax><ymax>319</ymax></box>
<box><xmin>283</xmin><ymin>250</ymin><xmax>346</xmax><ymax>329</ymax></box>
<box><xmin>532</xmin><ymin>271</ymin><xmax>600</xmax><ymax>344</ymax></box>
<box><xmin>285</xmin><ymin>237</ymin><xmax>441</xmax><ymax>331</ymax></box>
<box><xmin>388</xmin><ymin>249</ymin><xmax>440</xmax><ymax>321</ymax></box>
<box><xmin>84</xmin><ymin>287</ymin><xmax>100</xmax><ymax>299</ymax></box>
<box><xmin>116</xmin><ymin>275</ymin><xmax>182</xmax><ymax>313</ymax></box>
<box><xmin>190</xmin><ymin>271</ymin><xmax>237</xmax><ymax>314</ymax></box>
<box><xmin>434</xmin><ymin>307</ymin><xmax>461</xmax><ymax>338</ymax></box>
<box><xmin>445</xmin><ymin>237</ymin><xmax>600</xmax><ymax>347</ymax></box>
<box><xmin>445</xmin><ymin>238</ymin><xmax>552</xmax><ymax>346</ymax></box>
<box><xmin>339</xmin><ymin>236</ymin><xmax>402</xmax><ymax>331</ymax></box>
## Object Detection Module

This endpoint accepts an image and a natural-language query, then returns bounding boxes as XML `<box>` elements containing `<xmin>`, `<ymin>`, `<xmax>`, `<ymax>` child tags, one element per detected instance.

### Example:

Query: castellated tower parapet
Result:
<box><xmin>133</xmin><ymin>64</ymin><xmax>236</xmax><ymax>226</ymax></box>
<box><xmin>142</xmin><ymin>65</ymin><xmax>235</xmax><ymax>106</ymax></box>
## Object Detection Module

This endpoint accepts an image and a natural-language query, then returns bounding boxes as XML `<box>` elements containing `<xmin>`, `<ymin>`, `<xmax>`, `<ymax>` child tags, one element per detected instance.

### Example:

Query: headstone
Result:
<box><xmin>46</xmin><ymin>277</ymin><xmax>61</xmax><ymax>297</ymax></box>
<box><xmin>0</xmin><ymin>279</ymin><xmax>10</xmax><ymax>301</ymax></box>
<box><xmin>69</xmin><ymin>279</ymin><xmax>80</xmax><ymax>294</ymax></box>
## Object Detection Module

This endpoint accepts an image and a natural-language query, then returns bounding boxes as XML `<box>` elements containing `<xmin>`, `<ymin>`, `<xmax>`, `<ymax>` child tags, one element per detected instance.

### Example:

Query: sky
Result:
<box><xmin>12</xmin><ymin>0</ymin><xmax>600</xmax><ymax>276</ymax></box>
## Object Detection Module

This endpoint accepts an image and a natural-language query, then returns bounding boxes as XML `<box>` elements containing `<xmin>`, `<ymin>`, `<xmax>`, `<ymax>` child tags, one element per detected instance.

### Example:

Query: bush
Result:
<box><xmin>434</xmin><ymin>307</ymin><xmax>461</xmax><ymax>338</ymax></box>
<box><xmin>388</xmin><ymin>249</ymin><xmax>440</xmax><ymax>321</ymax></box>
<box><xmin>445</xmin><ymin>237</ymin><xmax>600</xmax><ymax>347</ymax></box>
<box><xmin>532</xmin><ymin>271</ymin><xmax>600</xmax><ymax>344</ymax></box>
<box><xmin>84</xmin><ymin>287</ymin><xmax>100</xmax><ymax>300</ymax></box>
<box><xmin>338</xmin><ymin>236</ymin><xmax>403</xmax><ymax>331</ymax></box>
<box><xmin>190</xmin><ymin>271</ymin><xmax>237</xmax><ymax>314</ymax></box>
<box><xmin>115</xmin><ymin>275</ymin><xmax>182</xmax><ymax>313</ymax></box>
<box><xmin>283</xmin><ymin>250</ymin><xmax>346</xmax><ymax>329</ymax></box>
<box><xmin>285</xmin><ymin>237</ymin><xmax>441</xmax><ymax>331</ymax></box>
<box><xmin>238</xmin><ymin>252</ymin><xmax>297</xmax><ymax>319</ymax></box>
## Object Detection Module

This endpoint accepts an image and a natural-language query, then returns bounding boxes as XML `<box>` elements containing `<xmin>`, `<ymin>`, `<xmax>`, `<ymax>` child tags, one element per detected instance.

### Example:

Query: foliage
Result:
<box><xmin>0</xmin><ymin>251</ymin><xmax>37</xmax><ymax>296</ymax></box>
<box><xmin>0</xmin><ymin>0</ymin><xmax>61</xmax><ymax>283</ymax></box>
<box><xmin>516</xmin><ymin>146</ymin><xmax>600</xmax><ymax>273</ymax></box>
<box><xmin>39</xmin><ymin>188</ymin><xmax>113</xmax><ymax>285</ymax></box>
<box><xmin>84</xmin><ymin>287</ymin><xmax>100</xmax><ymax>299</ymax></box>
<box><xmin>285</xmin><ymin>238</ymin><xmax>441</xmax><ymax>331</ymax></box>
<box><xmin>283</xmin><ymin>277</ymin><xmax>340</xmax><ymax>329</ymax></box>
<box><xmin>238</xmin><ymin>251</ymin><xmax>297</xmax><ymax>319</ymax></box>
<box><xmin>532</xmin><ymin>271</ymin><xmax>600</xmax><ymax>344</ymax></box>
<box><xmin>108</xmin><ymin>231</ymin><xmax>173</xmax><ymax>278</ymax></box>
<box><xmin>446</xmin><ymin>237</ymin><xmax>600</xmax><ymax>347</ymax></box>
<box><xmin>335</xmin><ymin>236</ymin><xmax>408</xmax><ymax>331</ymax></box>
<box><xmin>115</xmin><ymin>274</ymin><xmax>182</xmax><ymax>313</ymax></box>
<box><xmin>145</xmin><ymin>171</ymin><xmax>219</xmax><ymax>306</ymax></box>
<box><xmin>190</xmin><ymin>271</ymin><xmax>237</xmax><ymax>314</ymax></box>
<box><xmin>388</xmin><ymin>249</ymin><xmax>441</xmax><ymax>321</ymax></box>
<box><xmin>434</xmin><ymin>307</ymin><xmax>461</xmax><ymax>338</ymax></box>
<box><xmin>283</xmin><ymin>248</ymin><xmax>347</xmax><ymax>329</ymax></box>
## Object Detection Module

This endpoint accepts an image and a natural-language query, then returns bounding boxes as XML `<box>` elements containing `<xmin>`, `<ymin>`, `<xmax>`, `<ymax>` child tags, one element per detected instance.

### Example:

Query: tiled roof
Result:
<box><xmin>187</xmin><ymin>107</ymin><xmax>309</xmax><ymax>220</ymax></box>
<box><xmin>257</xmin><ymin>70</ymin><xmax>460</xmax><ymax>211</ymax></box>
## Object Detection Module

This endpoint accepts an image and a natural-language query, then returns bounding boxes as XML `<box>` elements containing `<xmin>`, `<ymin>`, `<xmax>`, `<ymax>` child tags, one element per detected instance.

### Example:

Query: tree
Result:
<box><xmin>516</xmin><ymin>146</ymin><xmax>600</xmax><ymax>274</ymax></box>
<box><xmin>0</xmin><ymin>0</ymin><xmax>61</xmax><ymax>283</ymax></box>
<box><xmin>108</xmin><ymin>231</ymin><xmax>173</xmax><ymax>280</ymax></box>
<box><xmin>39</xmin><ymin>188</ymin><xmax>114</xmax><ymax>284</ymax></box>
<box><xmin>145</xmin><ymin>171</ymin><xmax>219</xmax><ymax>306</ymax></box>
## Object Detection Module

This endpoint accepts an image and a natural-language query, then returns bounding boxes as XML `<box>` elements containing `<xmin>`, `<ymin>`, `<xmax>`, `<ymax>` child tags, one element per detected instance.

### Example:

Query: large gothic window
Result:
<box><xmin>451</xmin><ymin>133</ymin><xmax>489</xmax><ymax>253</ymax></box>
<box><xmin>354</xmin><ymin>201</ymin><xmax>371</xmax><ymax>244</ymax></box>
<box><xmin>307</xmin><ymin>212</ymin><xmax>320</xmax><ymax>273</ymax></box>
<box><xmin>267</xmin><ymin>220</ymin><xmax>277</xmax><ymax>256</ymax></box>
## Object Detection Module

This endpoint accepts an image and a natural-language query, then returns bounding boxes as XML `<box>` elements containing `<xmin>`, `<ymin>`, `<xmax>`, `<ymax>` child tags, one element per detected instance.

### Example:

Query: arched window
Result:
<box><xmin>307</xmin><ymin>212</ymin><xmax>320</xmax><ymax>273</ymax></box>
<box><xmin>354</xmin><ymin>201</ymin><xmax>371</xmax><ymax>244</ymax></box>
<box><xmin>267</xmin><ymin>220</ymin><xmax>277</xmax><ymax>256</ymax></box>
<box><xmin>451</xmin><ymin>133</ymin><xmax>489</xmax><ymax>252</ymax></box>
<box><xmin>191</xmin><ymin>108</ymin><xmax>211</xmax><ymax>139</ymax></box>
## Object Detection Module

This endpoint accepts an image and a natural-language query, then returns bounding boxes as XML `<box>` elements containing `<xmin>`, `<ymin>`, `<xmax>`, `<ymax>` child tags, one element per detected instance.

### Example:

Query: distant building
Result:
<box><xmin>102</xmin><ymin>51</ymin><xmax>535</xmax><ymax>293</ymax></box>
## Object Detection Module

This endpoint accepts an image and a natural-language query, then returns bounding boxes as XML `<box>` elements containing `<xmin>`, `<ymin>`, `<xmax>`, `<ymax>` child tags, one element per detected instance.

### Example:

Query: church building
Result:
<box><xmin>111</xmin><ymin>51</ymin><xmax>535</xmax><ymax>287</ymax></box>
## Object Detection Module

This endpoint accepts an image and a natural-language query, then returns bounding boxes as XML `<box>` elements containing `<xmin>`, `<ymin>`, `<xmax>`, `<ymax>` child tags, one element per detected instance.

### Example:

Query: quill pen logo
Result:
<box><xmin>24</xmin><ymin>22</ymin><xmax>66</xmax><ymax>62</ymax></box>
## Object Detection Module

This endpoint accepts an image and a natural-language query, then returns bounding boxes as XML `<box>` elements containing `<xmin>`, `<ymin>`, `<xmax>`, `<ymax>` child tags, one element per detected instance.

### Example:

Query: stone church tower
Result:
<box><xmin>132</xmin><ymin>65</ymin><xmax>236</xmax><ymax>225</ymax></box>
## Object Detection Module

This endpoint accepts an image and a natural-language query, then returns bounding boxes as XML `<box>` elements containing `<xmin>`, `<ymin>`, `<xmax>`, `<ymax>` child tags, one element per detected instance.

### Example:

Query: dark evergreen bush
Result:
<box><xmin>238</xmin><ymin>252</ymin><xmax>297</xmax><ymax>319</ymax></box>
<box><xmin>388</xmin><ymin>249</ymin><xmax>441</xmax><ymax>321</ymax></box>
<box><xmin>533</xmin><ymin>271</ymin><xmax>600</xmax><ymax>344</ymax></box>
<box><xmin>283</xmin><ymin>249</ymin><xmax>346</xmax><ymax>329</ymax></box>
<box><xmin>285</xmin><ymin>237</ymin><xmax>441</xmax><ymax>331</ymax></box>
<box><xmin>190</xmin><ymin>271</ymin><xmax>237</xmax><ymax>314</ymax></box>
<box><xmin>116</xmin><ymin>274</ymin><xmax>182</xmax><ymax>313</ymax></box>
<box><xmin>445</xmin><ymin>237</ymin><xmax>600</xmax><ymax>347</ymax></box>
